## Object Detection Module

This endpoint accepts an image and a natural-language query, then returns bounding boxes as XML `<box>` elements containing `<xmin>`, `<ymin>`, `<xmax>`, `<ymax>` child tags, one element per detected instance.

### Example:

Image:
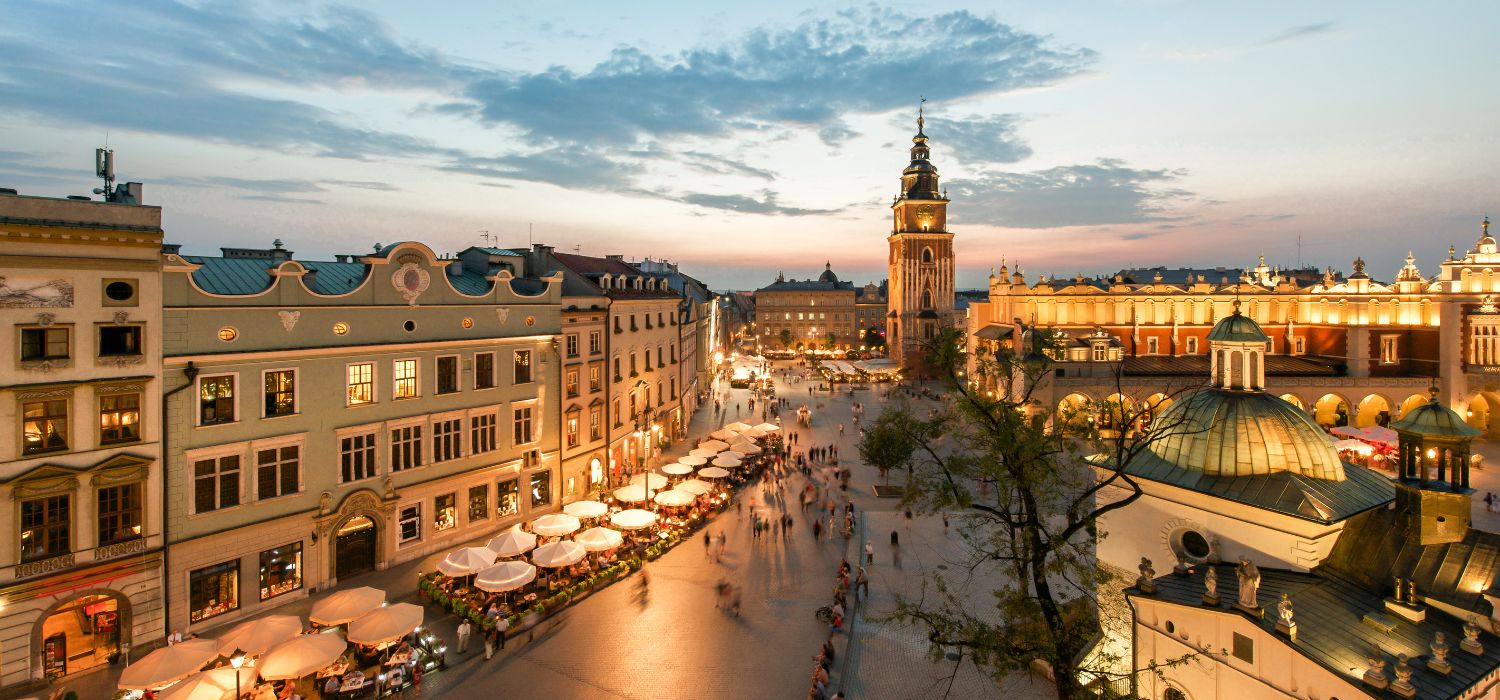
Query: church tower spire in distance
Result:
<box><xmin>887</xmin><ymin>99</ymin><xmax>956</xmax><ymax>373</ymax></box>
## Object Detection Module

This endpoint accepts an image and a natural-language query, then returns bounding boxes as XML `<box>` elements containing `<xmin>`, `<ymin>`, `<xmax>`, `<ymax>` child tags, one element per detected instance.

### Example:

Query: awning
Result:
<box><xmin>975</xmin><ymin>324</ymin><xmax>1014</xmax><ymax>340</ymax></box>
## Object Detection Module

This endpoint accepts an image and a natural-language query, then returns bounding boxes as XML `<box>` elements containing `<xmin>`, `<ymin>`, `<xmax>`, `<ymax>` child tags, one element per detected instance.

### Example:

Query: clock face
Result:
<box><xmin>916</xmin><ymin>205</ymin><xmax>935</xmax><ymax>218</ymax></box>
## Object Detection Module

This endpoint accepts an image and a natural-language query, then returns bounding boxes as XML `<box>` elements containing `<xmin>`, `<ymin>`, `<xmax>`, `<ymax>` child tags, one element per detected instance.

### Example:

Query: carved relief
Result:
<box><xmin>278</xmin><ymin>310</ymin><xmax>301</xmax><ymax>332</ymax></box>
<box><xmin>0</xmin><ymin>277</ymin><xmax>73</xmax><ymax>308</ymax></box>
<box><xmin>496</xmin><ymin>307</ymin><xmax>511</xmax><ymax>324</ymax></box>
<box><xmin>391</xmin><ymin>261</ymin><xmax>431</xmax><ymax>307</ymax></box>
<box><xmin>112</xmin><ymin>312</ymin><xmax>130</xmax><ymax>325</ymax></box>
<box><xmin>34</xmin><ymin>312</ymin><xmax>55</xmax><ymax>327</ymax></box>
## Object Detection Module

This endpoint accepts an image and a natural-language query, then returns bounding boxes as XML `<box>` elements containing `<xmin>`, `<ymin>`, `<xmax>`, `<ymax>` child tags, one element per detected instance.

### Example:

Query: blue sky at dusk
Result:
<box><xmin>1</xmin><ymin>1</ymin><xmax>1495</xmax><ymax>290</ymax></box>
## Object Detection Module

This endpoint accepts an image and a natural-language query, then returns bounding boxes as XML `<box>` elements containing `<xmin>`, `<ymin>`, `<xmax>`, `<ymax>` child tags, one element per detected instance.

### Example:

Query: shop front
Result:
<box><xmin>40</xmin><ymin>592</ymin><xmax>123</xmax><ymax>680</ymax></box>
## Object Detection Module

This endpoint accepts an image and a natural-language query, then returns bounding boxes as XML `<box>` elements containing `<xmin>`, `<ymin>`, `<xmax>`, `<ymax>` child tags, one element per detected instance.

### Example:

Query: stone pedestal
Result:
<box><xmin>1462</xmin><ymin>638</ymin><xmax>1484</xmax><ymax>656</ymax></box>
<box><xmin>1390</xmin><ymin>679</ymin><xmax>1417</xmax><ymax>698</ymax></box>
<box><xmin>1362</xmin><ymin>671</ymin><xmax>1389</xmax><ymax>690</ymax></box>
<box><xmin>1276</xmin><ymin>620</ymin><xmax>1297</xmax><ymax>641</ymax></box>
<box><xmin>1384</xmin><ymin>598</ymin><xmax>1427</xmax><ymax>622</ymax></box>
<box><xmin>1427</xmin><ymin>658</ymin><xmax>1452</xmax><ymax>676</ymax></box>
<box><xmin>1233</xmin><ymin>603</ymin><xmax>1263</xmax><ymax>618</ymax></box>
<box><xmin>1201</xmin><ymin>593</ymin><xmax>1219</xmax><ymax>606</ymax></box>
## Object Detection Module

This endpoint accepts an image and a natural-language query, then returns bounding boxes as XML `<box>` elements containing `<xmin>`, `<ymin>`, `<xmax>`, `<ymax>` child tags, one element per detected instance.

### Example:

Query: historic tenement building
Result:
<box><xmin>752</xmin><ymin>265</ymin><xmax>885</xmax><ymax>352</ymax></box>
<box><xmin>0</xmin><ymin>187</ymin><xmax>166</xmax><ymax>691</ymax></box>
<box><xmin>887</xmin><ymin>110</ymin><xmax>958</xmax><ymax>372</ymax></box>
<box><xmin>969</xmin><ymin>220</ymin><xmax>1500</xmax><ymax>437</ymax></box>
<box><xmin>160</xmin><ymin>241</ymin><xmax>564</xmax><ymax>634</ymax></box>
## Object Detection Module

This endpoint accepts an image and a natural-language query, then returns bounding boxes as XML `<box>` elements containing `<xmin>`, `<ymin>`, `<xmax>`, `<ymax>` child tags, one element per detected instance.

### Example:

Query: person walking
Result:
<box><xmin>456</xmin><ymin>618</ymin><xmax>472</xmax><ymax>654</ymax></box>
<box><xmin>865</xmin><ymin>540</ymin><xmax>873</xmax><ymax>564</ymax></box>
<box><xmin>484</xmin><ymin>627</ymin><xmax>497</xmax><ymax>660</ymax></box>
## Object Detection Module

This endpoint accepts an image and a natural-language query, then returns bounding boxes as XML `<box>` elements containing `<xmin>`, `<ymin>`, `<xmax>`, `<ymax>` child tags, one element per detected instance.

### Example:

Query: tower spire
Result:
<box><xmin>917</xmin><ymin>97</ymin><xmax>926</xmax><ymax>136</ymax></box>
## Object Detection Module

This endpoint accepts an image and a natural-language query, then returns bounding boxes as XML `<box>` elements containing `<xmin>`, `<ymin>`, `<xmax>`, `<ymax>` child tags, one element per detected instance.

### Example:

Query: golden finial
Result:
<box><xmin>1485</xmin><ymin>215</ymin><xmax>1491</xmax><ymax>236</ymax></box>
<box><xmin>917</xmin><ymin>97</ymin><xmax>926</xmax><ymax>134</ymax></box>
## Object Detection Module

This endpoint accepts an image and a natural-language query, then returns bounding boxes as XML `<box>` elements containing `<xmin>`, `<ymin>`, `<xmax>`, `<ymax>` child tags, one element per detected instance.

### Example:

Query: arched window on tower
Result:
<box><xmin>921</xmin><ymin>289</ymin><xmax>934</xmax><ymax>310</ymax></box>
<box><xmin>921</xmin><ymin>247</ymin><xmax>934</xmax><ymax>264</ymax></box>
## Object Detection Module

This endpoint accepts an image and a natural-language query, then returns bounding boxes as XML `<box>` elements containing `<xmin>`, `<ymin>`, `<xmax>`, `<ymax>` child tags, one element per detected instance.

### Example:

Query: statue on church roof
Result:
<box><xmin>1235</xmin><ymin>557</ymin><xmax>1261</xmax><ymax>611</ymax></box>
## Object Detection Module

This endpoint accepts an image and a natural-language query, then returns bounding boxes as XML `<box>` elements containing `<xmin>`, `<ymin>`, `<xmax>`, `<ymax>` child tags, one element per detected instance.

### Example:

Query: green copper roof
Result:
<box><xmin>1144</xmin><ymin>389</ymin><xmax>1345</xmax><ymax>481</ymax></box>
<box><xmin>1205</xmin><ymin>310</ymin><xmax>1269</xmax><ymax>343</ymax></box>
<box><xmin>1389</xmin><ymin>396</ymin><xmax>1482</xmax><ymax>439</ymax></box>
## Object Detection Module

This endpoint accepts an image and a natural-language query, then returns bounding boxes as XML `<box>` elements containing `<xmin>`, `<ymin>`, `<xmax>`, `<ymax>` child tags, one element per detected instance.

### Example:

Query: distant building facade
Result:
<box><xmin>0</xmin><ymin>188</ymin><xmax>165</xmax><ymax>691</ymax></box>
<box><xmin>752</xmin><ymin>265</ymin><xmax>885</xmax><ymax>352</ymax></box>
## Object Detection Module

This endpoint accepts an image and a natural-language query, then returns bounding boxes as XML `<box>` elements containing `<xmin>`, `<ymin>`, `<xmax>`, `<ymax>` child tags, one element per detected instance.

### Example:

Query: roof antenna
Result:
<box><xmin>478</xmin><ymin>230</ymin><xmax>494</xmax><ymax>246</ymax></box>
<box><xmin>93</xmin><ymin>146</ymin><xmax>115</xmax><ymax>200</ymax></box>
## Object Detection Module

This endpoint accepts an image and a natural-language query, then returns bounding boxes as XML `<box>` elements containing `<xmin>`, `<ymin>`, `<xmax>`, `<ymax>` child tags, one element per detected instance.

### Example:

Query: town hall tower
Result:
<box><xmin>887</xmin><ymin>106</ymin><xmax>956</xmax><ymax>372</ymax></box>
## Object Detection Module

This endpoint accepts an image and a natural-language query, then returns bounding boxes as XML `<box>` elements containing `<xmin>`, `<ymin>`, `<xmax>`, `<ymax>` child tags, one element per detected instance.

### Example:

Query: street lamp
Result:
<box><xmin>230</xmin><ymin>652</ymin><xmax>245</xmax><ymax>698</ymax></box>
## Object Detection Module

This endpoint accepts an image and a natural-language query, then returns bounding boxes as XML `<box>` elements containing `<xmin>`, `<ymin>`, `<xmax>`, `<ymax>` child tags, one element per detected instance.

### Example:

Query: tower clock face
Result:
<box><xmin>916</xmin><ymin>205</ymin><xmax>934</xmax><ymax>218</ymax></box>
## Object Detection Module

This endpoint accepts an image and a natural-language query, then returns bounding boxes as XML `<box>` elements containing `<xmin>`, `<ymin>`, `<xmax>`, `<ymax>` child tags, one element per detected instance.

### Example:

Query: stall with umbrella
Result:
<box><xmin>725</xmin><ymin>421</ymin><xmax>753</xmax><ymax>432</ymax></box>
<box><xmin>661</xmin><ymin>462</ymin><xmax>694</xmax><ymax>476</ymax></box>
<box><xmin>563</xmin><ymin>500</ymin><xmax>608</xmax><ymax>519</ymax></box>
<box><xmin>678</xmin><ymin>454</ymin><xmax>708</xmax><ymax>466</ymax></box>
<box><xmin>710</xmin><ymin>428</ymin><xmax>739</xmax><ymax>440</ymax></box>
<box><xmin>610</xmin><ymin>509</ymin><xmax>658</xmax><ymax>530</ymax></box>
<box><xmin>159</xmin><ymin>666</ymin><xmax>259</xmax><ymax>700</ymax></box>
<box><xmin>310</xmin><ymin>586</ymin><xmax>385</xmax><ymax>626</ymax></box>
<box><xmin>486</xmin><ymin>527</ymin><xmax>538</xmax><ymax>558</ymax></box>
<box><xmin>699</xmin><ymin>439</ymin><xmax>730</xmax><ymax>452</ymax></box>
<box><xmin>437</xmin><ymin>546</ymin><xmax>498</xmax><ymax>577</ymax></box>
<box><xmin>612</xmin><ymin>483</ymin><xmax>654</xmax><ymax>503</ymax></box>
<box><xmin>257</xmin><ymin>633</ymin><xmax>348</xmax><ymax>681</ymax></box>
<box><xmin>675</xmin><ymin>478</ymin><xmax>712</xmax><ymax>496</ymax></box>
<box><xmin>630</xmin><ymin>472</ymin><xmax>669</xmax><ymax>489</ymax></box>
<box><xmin>698</xmin><ymin>466</ymin><xmax>730</xmax><ymax>480</ymax></box>
<box><xmin>532</xmin><ymin>513</ymin><xmax>582</xmax><ymax>538</ymax></box>
<box><xmin>475</xmin><ymin>560</ymin><xmax>538</xmax><ymax>593</ymax></box>
<box><xmin>754</xmin><ymin>422</ymin><xmax>780</xmax><ymax>433</ymax></box>
<box><xmin>348</xmin><ymin>603</ymin><xmax>424</xmax><ymax>648</ymax></box>
<box><xmin>215</xmin><ymin>615</ymin><xmax>302</xmax><ymax>658</ymax></box>
<box><xmin>654</xmin><ymin>489</ymin><xmax>696</xmax><ymax>508</ymax></box>
<box><xmin>711</xmin><ymin>454</ymin><xmax>741</xmax><ymax>469</ymax></box>
<box><xmin>118</xmin><ymin>638</ymin><xmax>221</xmax><ymax>690</ymax></box>
<box><xmin>574</xmin><ymin>526</ymin><xmax>625</xmax><ymax>552</ymax></box>
<box><xmin>689</xmin><ymin>447</ymin><xmax>720</xmax><ymax>459</ymax></box>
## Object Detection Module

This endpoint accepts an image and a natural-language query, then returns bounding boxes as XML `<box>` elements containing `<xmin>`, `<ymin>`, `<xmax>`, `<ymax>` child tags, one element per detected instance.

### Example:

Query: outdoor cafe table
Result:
<box><xmin>385</xmin><ymin>650</ymin><xmax>412</xmax><ymax>666</ymax></box>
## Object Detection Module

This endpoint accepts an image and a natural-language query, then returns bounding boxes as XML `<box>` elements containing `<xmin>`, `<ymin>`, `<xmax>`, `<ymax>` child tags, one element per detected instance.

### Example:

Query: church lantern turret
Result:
<box><xmin>1205</xmin><ymin>300</ymin><xmax>1268</xmax><ymax>391</ymax></box>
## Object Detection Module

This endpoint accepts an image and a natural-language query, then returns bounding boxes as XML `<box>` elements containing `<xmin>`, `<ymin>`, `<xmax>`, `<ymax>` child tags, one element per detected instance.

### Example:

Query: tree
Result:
<box><xmin>823</xmin><ymin>331</ymin><xmax>837</xmax><ymax>350</ymax></box>
<box><xmin>874</xmin><ymin>328</ymin><xmax>1204</xmax><ymax>698</ymax></box>
<box><xmin>864</xmin><ymin>327</ymin><xmax>887</xmax><ymax>350</ymax></box>
<box><xmin>778</xmin><ymin>328</ymin><xmax>794</xmax><ymax>349</ymax></box>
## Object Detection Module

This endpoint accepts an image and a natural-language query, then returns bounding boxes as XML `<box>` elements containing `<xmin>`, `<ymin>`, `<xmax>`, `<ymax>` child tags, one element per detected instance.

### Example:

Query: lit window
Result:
<box><xmin>20</xmin><ymin>495</ymin><xmax>70</xmax><ymax>561</ymax></box>
<box><xmin>263</xmin><ymin>370</ymin><xmax>296</xmax><ymax>417</ymax></box>
<box><xmin>393</xmin><ymin>359</ymin><xmax>418</xmax><ymax>398</ymax></box>
<box><xmin>97</xmin><ymin>483</ymin><xmax>142</xmax><ymax>545</ymax></box>
<box><xmin>1381</xmin><ymin>336</ymin><xmax>1400</xmax><ymax>365</ymax></box>
<box><xmin>434</xmin><ymin>493</ymin><xmax>457</xmax><ymax>532</ymax></box>
<box><xmin>398</xmin><ymin>504</ymin><xmax>422</xmax><ymax>544</ymax></box>
<box><xmin>99</xmin><ymin>393</ymin><xmax>141</xmax><ymax>444</ymax></box>
<box><xmin>199</xmin><ymin>376</ymin><xmax>235</xmax><ymax>425</ymax></box>
<box><xmin>347</xmin><ymin>363</ymin><xmax>374</xmax><ymax>405</ymax></box>
<box><xmin>514</xmin><ymin>350</ymin><xmax>533</xmax><ymax>384</ymax></box>
<box><xmin>23</xmin><ymin>399</ymin><xmax>69</xmax><ymax>454</ymax></box>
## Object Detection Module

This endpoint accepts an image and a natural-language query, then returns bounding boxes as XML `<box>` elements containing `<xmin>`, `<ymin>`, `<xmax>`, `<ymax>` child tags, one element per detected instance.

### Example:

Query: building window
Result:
<box><xmin>1294</xmin><ymin>336</ymin><xmax>1306</xmax><ymax>355</ymax></box>
<box><xmin>390</xmin><ymin>424</ymin><xmax>423</xmax><ymax>471</ymax></box>
<box><xmin>566</xmin><ymin>369</ymin><xmax>579</xmax><ymax>397</ymax></box>
<box><xmin>193</xmin><ymin>455</ymin><xmax>241</xmax><ymax>513</ymax></box>
<box><xmin>630</xmin><ymin>353</ymin><xmax>638</xmax><ymax>376</ymax></box>
<box><xmin>263</xmin><ymin>370</ymin><xmax>296</xmax><ymax>417</ymax></box>
<box><xmin>259</xmin><ymin>542</ymin><xmax>302</xmax><ymax>601</ymax></box>
<box><xmin>475</xmin><ymin>352</ymin><xmax>496</xmax><ymax>389</ymax></box>
<box><xmin>189</xmin><ymin>560</ymin><xmax>240</xmax><ymax>623</ymax></box>
<box><xmin>97</xmin><ymin>483</ymin><xmax>142</xmax><ymax>545</ymax></box>
<box><xmin>589</xmin><ymin>331</ymin><xmax>601</xmax><ymax>354</ymax></box>
<box><xmin>20</xmin><ymin>327</ymin><xmax>69</xmax><ymax>361</ymax></box>
<box><xmin>1231</xmin><ymin>632</ymin><xmax>1254</xmax><ymax>663</ymax></box>
<box><xmin>347</xmin><ymin>363</ymin><xmax>374</xmax><ymax>406</ymax></box>
<box><xmin>19</xmin><ymin>495</ymin><xmax>70</xmax><ymax>561</ymax></box>
<box><xmin>514</xmin><ymin>350</ymin><xmax>533</xmax><ymax>384</ymax></box>
<box><xmin>513</xmin><ymin>406</ymin><xmax>534</xmax><ymax>445</ymax></box>
<box><xmin>1147</xmin><ymin>337</ymin><xmax>1160</xmax><ymax>355</ymax></box>
<box><xmin>398</xmin><ymin>504</ymin><xmax>422</xmax><ymax>544</ymax></box>
<box><xmin>565</xmin><ymin>411</ymin><xmax>580</xmax><ymax>448</ymax></box>
<box><xmin>22</xmin><ymin>399</ymin><xmax>69</xmax><ymax>455</ymax></box>
<box><xmin>256</xmin><ymin>445</ymin><xmax>300</xmax><ymax>500</ymax></box>
<box><xmin>98</xmin><ymin>325</ymin><xmax>142</xmax><ymax>357</ymax></box>
<box><xmin>434</xmin><ymin>493</ymin><xmax>457</xmax><ymax>532</ymax></box>
<box><xmin>1091</xmin><ymin>346</ymin><xmax>1107</xmax><ymax>362</ymax></box>
<box><xmin>1185</xmin><ymin>337</ymin><xmax>1198</xmax><ymax>354</ymax></box>
<box><xmin>199</xmin><ymin>375</ymin><xmax>236</xmax><ymax>425</ymax></box>
<box><xmin>565</xmin><ymin>334</ymin><xmax>579</xmax><ymax>357</ymax></box>
<box><xmin>468</xmin><ymin>485</ymin><xmax>489</xmax><ymax>522</ymax></box>
<box><xmin>1381</xmin><ymin>336</ymin><xmax>1400</xmax><ymax>365</ymax></box>
<box><xmin>433</xmin><ymin>417</ymin><xmax>462</xmax><ymax>463</ymax></box>
<box><xmin>589</xmin><ymin>408</ymin><xmax>602</xmax><ymax>440</ymax></box>
<box><xmin>613</xmin><ymin>398</ymin><xmax>622</xmax><ymax>427</ymax></box>
<box><xmin>530</xmin><ymin>471</ymin><xmax>552</xmax><ymax>507</ymax></box>
<box><xmin>471</xmin><ymin>412</ymin><xmax>497</xmax><ymax>454</ymax></box>
<box><xmin>590</xmin><ymin>458</ymin><xmax>604</xmax><ymax>486</ymax></box>
<box><xmin>497</xmin><ymin>479</ymin><xmax>519</xmax><ymax>518</ymax></box>
<box><xmin>436</xmin><ymin>356</ymin><xmax>459</xmax><ymax>395</ymax></box>
<box><xmin>99</xmin><ymin>393</ymin><xmax>141</xmax><ymax>444</ymax></box>
<box><xmin>613</xmin><ymin>355</ymin><xmax>621</xmax><ymax>380</ymax></box>
<box><xmin>393</xmin><ymin>359</ymin><xmax>418</xmax><ymax>399</ymax></box>
<box><xmin>340</xmin><ymin>432</ymin><xmax>377</xmax><ymax>483</ymax></box>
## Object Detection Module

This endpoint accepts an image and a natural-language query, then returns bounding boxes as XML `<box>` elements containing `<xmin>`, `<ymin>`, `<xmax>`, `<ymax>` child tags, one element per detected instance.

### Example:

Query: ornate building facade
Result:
<box><xmin>967</xmin><ymin>220</ymin><xmax>1500</xmax><ymax>437</ymax></box>
<box><xmin>887</xmin><ymin>110</ymin><xmax>958</xmax><ymax>371</ymax></box>
<box><xmin>752</xmin><ymin>265</ymin><xmax>885</xmax><ymax>352</ymax></box>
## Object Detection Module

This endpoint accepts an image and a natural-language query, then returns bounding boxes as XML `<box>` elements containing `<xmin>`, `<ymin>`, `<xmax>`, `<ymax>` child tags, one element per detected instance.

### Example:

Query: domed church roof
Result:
<box><xmin>1390</xmin><ymin>388</ymin><xmax>1482</xmax><ymax>439</ymax></box>
<box><xmin>1206</xmin><ymin>305</ymin><xmax>1269</xmax><ymax>343</ymax></box>
<box><xmin>1144</xmin><ymin>391</ymin><xmax>1345</xmax><ymax>481</ymax></box>
<box><xmin>818</xmin><ymin>262</ymin><xmax>839</xmax><ymax>284</ymax></box>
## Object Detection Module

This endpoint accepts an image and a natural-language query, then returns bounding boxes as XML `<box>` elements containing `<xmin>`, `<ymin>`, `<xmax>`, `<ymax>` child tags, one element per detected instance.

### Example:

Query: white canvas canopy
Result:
<box><xmin>613</xmin><ymin>483</ymin><xmax>653</xmax><ymax>503</ymax></box>
<box><xmin>486</xmin><ymin>527</ymin><xmax>538</xmax><ymax>558</ymax></box>
<box><xmin>531</xmin><ymin>513</ymin><xmax>582</xmax><ymax>537</ymax></box>
<box><xmin>309</xmin><ymin>586</ymin><xmax>385</xmax><ymax>626</ymax></box>
<box><xmin>725</xmin><ymin>421</ymin><xmax>753</xmax><ymax>432</ymax></box>
<box><xmin>711</xmin><ymin>454</ymin><xmax>742</xmax><ymax>468</ymax></box>
<box><xmin>698</xmin><ymin>466</ymin><xmax>731</xmax><ymax>479</ymax></box>
<box><xmin>740</xmin><ymin>427</ymin><xmax>767</xmax><ymax>438</ymax></box>
<box><xmin>437</xmin><ymin>546</ymin><xmax>498</xmax><ymax>577</ymax></box>
<box><xmin>347</xmin><ymin>603</ymin><xmax>424</xmax><ymax>647</ymax></box>
<box><xmin>610</xmin><ymin>508</ymin><xmax>658</xmax><ymax>530</ymax></box>
<box><xmin>216</xmin><ymin>615</ymin><xmax>302</xmax><ymax>657</ymax></box>
<box><xmin>754</xmin><ymin>423</ymin><xmax>780</xmax><ymax>432</ymax></box>
<box><xmin>721</xmin><ymin>450</ymin><xmax>746</xmax><ymax>461</ymax></box>
<box><xmin>532</xmin><ymin>540</ymin><xmax>587</xmax><ymax>568</ymax></box>
<box><xmin>474</xmin><ymin>560</ymin><xmax>537</xmax><ymax>593</ymax></box>
<box><xmin>689</xmin><ymin>448</ymin><xmax>720</xmax><ymax>458</ymax></box>
<box><xmin>574</xmin><ymin>526</ymin><xmax>625</xmax><ymax>552</ymax></box>
<box><xmin>118</xmin><ymin>639</ymin><xmax>221</xmax><ymax>690</ymax></box>
<box><xmin>653</xmin><ymin>489</ymin><xmax>696</xmax><ymax>507</ymax></box>
<box><xmin>159</xmin><ymin>667</ymin><xmax>260</xmax><ymax>700</ymax></box>
<box><xmin>661</xmin><ymin>462</ymin><xmax>694</xmax><ymax>475</ymax></box>
<box><xmin>678</xmin><ymin>454</ymin><xmax>708</xmax><ymax>466</ymax></box>
<box><xmin>563</xmin><ymin>500</ymin><xmax>608</xmax><ymax>519</ymax></box>
<box><xmin>699</xmin><ymin>439</ymin><xmax>730</xmax><ymax>451</ymax></box>
<box><xmin>630</xmin><ymin>472</ymin><xmax>669</xmax><ymax>489</ymax></box>
<box><xmin>710</xmin><ymin>428</ymin><xmax>739</xmax><ymax>440</ymax></box>
<box><xmin>675</xmin><ymin>478</ymin><xmax>712</xmax><ymax>495</ymax></box>
<box><xmin>733</xmin><ymin>442</ymin><xmax>763</xmax><ymax>455</ymax></box>
<box><xmin>257</xmin><ymin>633</ymin><xmax>348</xmax><ymax>681</ymax></box>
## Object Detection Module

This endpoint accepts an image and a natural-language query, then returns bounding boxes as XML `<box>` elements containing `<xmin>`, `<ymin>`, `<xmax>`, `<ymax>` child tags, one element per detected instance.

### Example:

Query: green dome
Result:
<box><xmin>1206</xmin><ymin>310</ymin><xmax>1269</xmax><ymax>343</ymax></box>
<box><xmin>1145</xmin><ymin>390</ymin><xmax>1345</xmax><ymax>481</ymax></box>
<box><xmin>1390</xmin><ymin>395</ymin><xmax>1482</xmax><ymax>439</ymax></box>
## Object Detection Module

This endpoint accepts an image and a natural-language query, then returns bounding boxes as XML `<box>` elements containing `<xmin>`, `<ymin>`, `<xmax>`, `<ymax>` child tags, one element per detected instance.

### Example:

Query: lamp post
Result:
<box><xmin>230</xmin><ymin>652</ymin><xmax>245</xmax><ymax>698</ymax></box>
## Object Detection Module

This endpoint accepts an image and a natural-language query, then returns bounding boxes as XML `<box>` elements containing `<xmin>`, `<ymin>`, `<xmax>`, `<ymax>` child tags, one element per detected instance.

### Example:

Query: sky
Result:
<box><xmin>1</xmin><ymin>1</ymin><xmax>1496</xmax><ymax>291</ymax></box>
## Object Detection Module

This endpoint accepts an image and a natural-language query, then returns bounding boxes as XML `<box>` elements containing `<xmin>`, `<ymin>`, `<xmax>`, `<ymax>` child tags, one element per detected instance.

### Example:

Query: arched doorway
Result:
<box><xmin>1057</xmin><ymin>393</ymin><xmax>1094</xmax><ymax>433</ymax></box>
<box><xmin>1313</xmin><ymin>394</ymin><xmax>1351</xmax><ymax>428</ymax></box>
<box><xmin>1101</xmin><ymin>393</ymin><xmax>1135</xmax><ymax>436</ymax></box>
<box><xmin>1279</xmin><ymin>394</ymin><xmax>1305</xmax><ymax>410</ymax></box>
<box><xmin>37</xmin><ymin>591</ymin><xmax>127</xmax><ymax>680</ymax></box>
<box><xmin>1398</xmin><ymin>393</ymin><xmax>1429</xmax><ymax>419</ymax></box>
<box><xmin>1468</xmin><ymin>393</ymin><xmax>1500</xmax><ymax>438</ymax></box>
<box><xmin>335</xmin><ymin>516</ymin><xmax>378</xmax><ymax>580</ymax></box>
<box><xmin>1354</xmin><ymin>394</ymin><xmax>1392</xmax><ymax>428</ymax></box>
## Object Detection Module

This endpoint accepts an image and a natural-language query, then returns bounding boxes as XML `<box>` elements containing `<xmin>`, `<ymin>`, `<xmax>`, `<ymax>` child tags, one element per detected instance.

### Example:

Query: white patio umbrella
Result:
<box><xmin>661</xmin><ymin>462</ymin><xmax>694</xmax><ymax>476</ymax></box>
<box><xmin>532</xmin><ymin>540</ymin><xmax>587</xmax><ymax>568</ymax></box>
<box><xmin>610</xmin><ymin>508</ymin><xmax>658</xmax><ymax>530</ymax></box>
<box><xmin>486</xmin><ymin>527</ymin><xmax>538</xmax><ymax>558</ymax></box>
<box><xmin>689</xmin><ymin>448</ymin><xmax>719</xmax><ymax>459</ymax></box>
<box><xmin>721</xmin><ymin>450</ymin><xmax>746</xmax><ymax>461</ymax></box>
<box><xmin>734</xmin><ymin>442</ymin><xmax>763</xmax><ymax>455</ymax></box>
<box><xmin>215</xmin><ymin>615</ymin><xmax>302</xmax><ymax>657</ymax></box>
<box><xmin>675</xmin><ymin>478</ymin><xmax>712</xmax><ymax>496</ymax></box>
<box><xmin>574</xmin><ymin>526</ymin><xmax>625</xmax><ymax>552</ymax></box>
<box><xmin>347</xmin><ymin>603</ymin><xmax>424</xmax><ymax>647</ymax></box>
<box><xmin>741</xmin><ymin>427</ymin><xmax>767</xmax><ymax>439</ymax></box>
<box><xmin>654</xmin><ymin>489</ymin><xmax>696</xmax><ymax>507</ymax></box>
<box><xmin>309</xmin><ymin>586</ymin><xmax>385</xmax><ymax>626</ymax></box>
<box><xmin>563</xmin><ymin>500</ymin><xmax>608</xmax><ymax>519</ymax></box>
<box><xmin>712</xmin><ymin>454</ymin><xmax>742</xmax><ymax>468</ymax></box>
<box><xmin>699</xmin><ymin>439</ymin><xmax>730</xmax><ymax>451</ymax></box>
<box><xmin>118</xmin><ymin>638</ymin><xmax>221</xmax><ymax>690</ymax></box>
<box><xmin>257</xmin><ymin>633</ymin><xmax>348</xmax><ymax>681</ymax></box>
<box><xmin>159</xmin><ymin>667</ymin><xmax>260</xmax><ymax>700</ymax></box>
<box><xmin>631</xmin><ymin>472</ymin><xmax>669</xmax><ymax>489</ymax></box>
<box><xmin>698</xmin><ymin>466</ymin><xmax>731</xmax><ymax>479</ymax></box>
<box><xmin>475</xmin><ymin>560</ymin><xmax>537</xmax><ymax>593</ymax></box>
<box><xmin>678</xmin><ymin>454</ymin><xmax>708</xmax><ymax>466</ymax></box>
<box><xmin>710</xmin><ymin>428</ymin><xmax>739</xmax><ymax>440</ymax></box>
<box><xmin>754</xmin><ymin>422</ymin><xmax>780</xmax><ymax>432</ymax></box>
<box><xmin>437</xmin><ymin>546</ymin><xmax>498</xmax><ymax>577</ymax></box>
<box><xmin>532</xmin><ymin>513</ymin><xmax>582</xmax><ymax>537</ymax></box>
<box><xmin>725</xmin><ymin>421</ymin><xmax>753</xmax><ymax>432</ymax></box>
<box><xmin>613</xmin><ymin>483</ymin><xmax>653</xmax><ymax>503</ymax></box>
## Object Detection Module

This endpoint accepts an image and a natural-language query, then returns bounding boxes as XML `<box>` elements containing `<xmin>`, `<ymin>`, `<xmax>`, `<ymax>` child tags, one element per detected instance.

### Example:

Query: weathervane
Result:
<box><xmin>918</xmin><ymin>96</ymin><xmax>926</xmax><ymax>133</ymax></box>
